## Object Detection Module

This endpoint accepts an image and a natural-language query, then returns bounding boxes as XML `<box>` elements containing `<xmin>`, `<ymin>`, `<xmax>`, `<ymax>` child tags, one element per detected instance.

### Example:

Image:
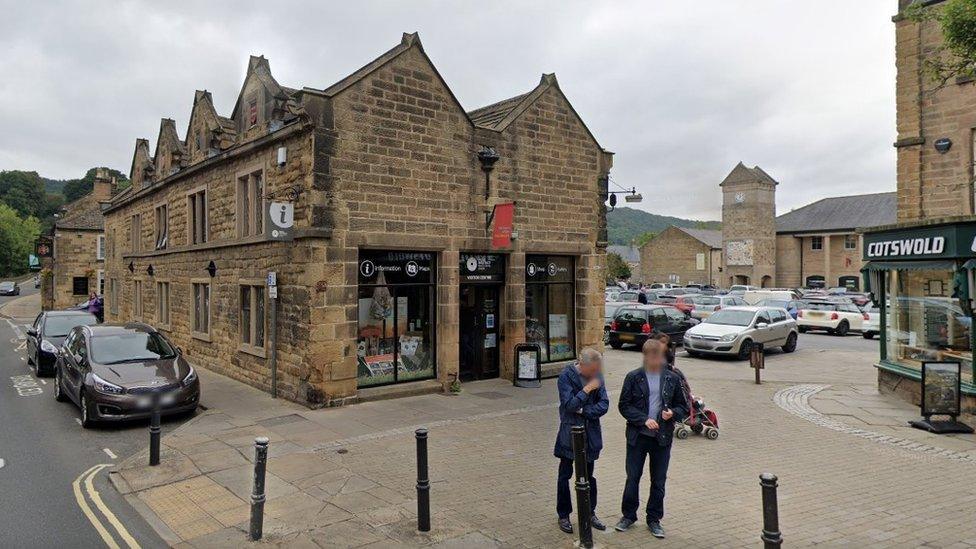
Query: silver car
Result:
<box><xmin>690</xmin><ymin>295</ymin><xmax>748</xmax><ymax>321</ymax></box>
<box><xmin>683</xmin><ymin>306</ymin><xmax>798</xmax><ymax>359</ymax></box>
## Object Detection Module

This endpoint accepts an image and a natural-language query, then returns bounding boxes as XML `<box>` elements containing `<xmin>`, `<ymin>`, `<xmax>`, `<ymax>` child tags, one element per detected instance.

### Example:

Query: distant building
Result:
<box><xmin>639</xmin><ymin>163</ymin><xmax>896</xmax><ymax>289</ymax></box>
<box><xmin>607</xmin><ymin>244</ymin><xmax>642</xmax><ymax>282</ymax></box>
<box><xmin>47</xmin><ymin>169</ymin><xmax>115</xmax><ymax>310</ymax></box>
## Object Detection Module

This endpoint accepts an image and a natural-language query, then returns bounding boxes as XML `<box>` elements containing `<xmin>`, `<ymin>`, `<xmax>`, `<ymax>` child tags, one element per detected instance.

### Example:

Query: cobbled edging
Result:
<box><xmin>774</xmin><ymin>384</ymin><xmax>976</xmax><ymax>464</ymax></box>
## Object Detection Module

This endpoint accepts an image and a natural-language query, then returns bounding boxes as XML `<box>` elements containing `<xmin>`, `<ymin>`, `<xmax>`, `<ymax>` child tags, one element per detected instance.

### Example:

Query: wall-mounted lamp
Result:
<box><xmin>127</xmin><ymin>261</ymin><xmax>135</xmax><ymax>273</ymax></box>
<box><xmin>206</xmin><ymin>260</ymin><xmax>217</xmax><ymax>278</ymax></box>
<box><xmin>146</xmin><ymin>264</ymin><xmax>154</xmax><ymax>277</ymax></box>
<box><xmin>606</xmin><ymin>187</ymin><xmax>642</xmax><ymax>212</ymax></box>
<box><xmin>477</xmin><ymin>145</ymin><xmax>500</xmax><ymax>199</ymax></box>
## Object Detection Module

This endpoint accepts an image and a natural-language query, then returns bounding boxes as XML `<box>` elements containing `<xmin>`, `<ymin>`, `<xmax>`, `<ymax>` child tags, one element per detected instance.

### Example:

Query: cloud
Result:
<box><xmin>0</xmin><ymin>0</ymin><xmax>895</xmax><ymax>219</ymax></box>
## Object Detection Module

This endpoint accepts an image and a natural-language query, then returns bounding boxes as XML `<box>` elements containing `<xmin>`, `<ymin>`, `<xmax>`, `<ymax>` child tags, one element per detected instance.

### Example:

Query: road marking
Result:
<box><xmin>103</xmin><ymin>448</ymin><xmax>117</xmax><ymax>459</ymax></box>
<box><xmin>72</xmin><ymin>464</ymin><xmax>142</xmax><ymax>549</ymax></box>
<box><xmin>75</xmin><ymin>418</ymin><xmax>82</xmax><ymax>426</ymax></box>
<box><xmin>72</xmin><ymin>465</ymin><xmax>121</xmax><ymax>549</ymax></box>
<box><xmin>5</xmin><ymin>318</ymin><xmax>24</xmax><ymax>340</ymax></box>
<box><xmin>83</xmin><ymin>464</ymin><xmax>141</xmax><ymax>549</ymax></box>
<box><xmin>0</xmin><ymin>458</ymin><xmax>5</xmax><ymax>469</ymax></box>
<box><xmin>40</xmin><ymin>379</ymin><xmax>47</xmax><ymax>385</ymax></box>
<box><xmin>10</xmin><ymin>375</ymin><xmax>42</xmax><ymax>396</ymax></box>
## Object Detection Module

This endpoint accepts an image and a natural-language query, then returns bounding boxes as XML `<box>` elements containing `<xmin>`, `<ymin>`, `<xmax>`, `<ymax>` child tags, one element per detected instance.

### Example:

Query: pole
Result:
<box><xmin>149</xmin><ymin>393</ymin><xmax>161</xmax><ymax>466</ymax></box>
<box><xmin>752</xmin><ymin>342</ymin><xmax>764</xmax><ymax>385</ymax></box>
<box><xmin>416</xmin><ymin>428</ymin><xmax>431</xmax><ymax>532</ymax></box>
<box><xmin>760</xmin><ymin>473</ymin><xmax>783</xmax><ymax>548</ymax></box>
<box><xmin>270</xmin><ymin>291</ymin><xmax>278</xmax><ymax>399</ymax></box>
<box><xmin>249</xmin><ymin>437</ymin><xmax>269</xmax><ymax>541</ymax></box>
<box><xmin>571</xmin><ymin>425</ymin><xmax>594</xmax><ymax>549</ymax></box>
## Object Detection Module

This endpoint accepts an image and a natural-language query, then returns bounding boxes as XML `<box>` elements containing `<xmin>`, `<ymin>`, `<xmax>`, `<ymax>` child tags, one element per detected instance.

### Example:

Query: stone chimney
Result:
<box><xmin>93</xmin><ymin>168</ymin><xmax>114</xmax><ymax>202</ymax></box>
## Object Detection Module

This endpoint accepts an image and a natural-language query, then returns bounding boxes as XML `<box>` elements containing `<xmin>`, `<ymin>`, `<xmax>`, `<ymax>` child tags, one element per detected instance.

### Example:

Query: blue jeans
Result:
<box><xmin>556</xmin><ymin>458</ymin><xmax>597</xmax><ymax>519</ymax></box>
<box><xmin>621</xmin><ymin>435</ymin><xmax>671</xmax><ymax>523</ymax></box>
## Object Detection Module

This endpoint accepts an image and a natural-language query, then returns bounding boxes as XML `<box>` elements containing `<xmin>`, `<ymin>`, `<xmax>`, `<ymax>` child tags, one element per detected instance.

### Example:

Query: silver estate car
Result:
<box><xmin>683</xmin><ymin>306</ymin><xmax>798</xmax><ymax>359</ymax></box>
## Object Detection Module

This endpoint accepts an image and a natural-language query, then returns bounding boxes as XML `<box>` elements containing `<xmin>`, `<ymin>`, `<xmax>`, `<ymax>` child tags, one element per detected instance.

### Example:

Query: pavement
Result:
<box><xmin>110</xmin><ymin>333</ymin><xmax>976</xmax><ymax>548</ymax></box>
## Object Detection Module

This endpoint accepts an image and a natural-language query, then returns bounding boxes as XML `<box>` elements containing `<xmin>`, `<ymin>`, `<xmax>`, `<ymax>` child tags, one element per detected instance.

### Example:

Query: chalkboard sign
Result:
<box><xmin>921</xmin><ymin>361</ymin><xmax>961</xmax><ymax>417</ymax></box>
<box><xmin>514</xmin><ymin>343</ymin><xmax>542</xmax><ymax>388</ymax></box>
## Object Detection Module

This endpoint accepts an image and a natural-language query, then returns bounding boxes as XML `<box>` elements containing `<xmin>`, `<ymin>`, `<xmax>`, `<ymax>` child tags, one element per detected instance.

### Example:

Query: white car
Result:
<box><xmin>861</xmin><ymin>305</ymin><xmax>880</xmax><ymax>339</ymax></box>
<box><xmin>797</xmin><ymin>300</ymin><xmax>867</xmax><ymax>336</ymax></box>
<box><xmin>690</xmin><ymin>295</ymin><xmax>748</xmax><ymax>320</ymax></box>
<box><xmin>684</xmin><ymin>306</ymin><xmax>798</xmax><ymax>359</ymax></box>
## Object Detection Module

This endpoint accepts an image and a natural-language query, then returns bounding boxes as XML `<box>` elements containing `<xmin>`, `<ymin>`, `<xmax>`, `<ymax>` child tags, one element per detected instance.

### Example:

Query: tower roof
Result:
<box><xmin>720</xmin><ymin>162</ymin><xmax>778</xmax><ymax>187</ymax></box>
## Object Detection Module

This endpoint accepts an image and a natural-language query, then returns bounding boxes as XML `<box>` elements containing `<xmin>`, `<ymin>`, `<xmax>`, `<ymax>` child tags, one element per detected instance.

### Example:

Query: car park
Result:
<box><xmin>756</xmin><ymin>298</ymin><xmax>807</xmax><ymax>319</ymax></box>
<box><xmin>690</xmin><ymin>295</ymin><xmax>748</xmax><ymax>320</ymax></box>
<box><xmin>54</xmin><ymin>323</ymin><xmax>200</xmax><ymax>427</ymax></box>
<box><xmin>684</xmin><ymin>306</ymin><xmax>798</xmax><ymax>359</ymax></box>
<box><xmin>743</xmin><ymin>289</ymin><xmax>798</xmax><ymax>305</ymax></box>
<box><xmin>672</xmin><ymin>295</ymin><xmax>698</xmax><ymax>316</ymax></box>
<box><xmin>0</xmin><ymin>281</ymin><xmax>21</xmax><ymax>296</ymax></box>
<box><xmin>607</xmin><ymin>304</ymin><xmax>698</xmax><ymax>349</ymax></box>
<box><xmin>648</xmin><ymin>283</ymin><xmax>678</xmax><ymax>290</ymax></box>
<box><xmin>797</xmin><ymin>300</ymin><xmax>867</xmax><ymax>336</ymax></box>
<box><xmin>26</xmin><ymin>311</ymin><xmax>99</xmax><ymax>376</ymax></box>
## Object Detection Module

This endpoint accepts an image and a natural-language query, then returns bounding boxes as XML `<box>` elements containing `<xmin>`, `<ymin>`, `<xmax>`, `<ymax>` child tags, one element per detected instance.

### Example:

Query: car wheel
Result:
<box><xmin>609</xmin><ymin>341</ymin><xmax>623</xmax><ymax>350</ymax></box>
<box><xmin>862</xmin><ymin>331</ymin><xmax>874</xmax><ymax>340</ymax></box>
<box><xmin>782</xmin><ymin>332</ymin><xmax>797</xmax><ymax>353</ymax></box>
<box><xmin>835</xmin><ymin>321</ymin><xmax>849</xmax><ymax>337</ymax></box>
<box><xmin>737</xmin><ymin>339</ymin><xmax>753</xmax><ymax>360</ymax></box>
<box><xmin>686</xmin><ymin>349</ymin><xmax>700</xmax><ymax>358</ymax></box>
<box><xmin>798</xmin><ymin>326</ymin><xmax>808</xmax><ymax>334</ymax></box>
<box><xmin>79</xmin><ymin>392</ymin><xmax>95</xmax><ymax>428</ymax></box>
<box><xmin>603</xmin><ymin>330</ymin><xmax>610</xmax><ymax>345</ymax></box>
<box><xmin>54</xmin><ymin>369</ymin><xmax>68</xmax><ymax>402</ymax></box>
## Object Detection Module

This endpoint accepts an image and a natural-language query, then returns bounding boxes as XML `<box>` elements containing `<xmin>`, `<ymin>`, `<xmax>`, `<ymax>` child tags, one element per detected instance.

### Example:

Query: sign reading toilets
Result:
<box><xmin>266</xmin><ymin>202</ymin><xmax>295</xmax><ymax>241</ymax></box>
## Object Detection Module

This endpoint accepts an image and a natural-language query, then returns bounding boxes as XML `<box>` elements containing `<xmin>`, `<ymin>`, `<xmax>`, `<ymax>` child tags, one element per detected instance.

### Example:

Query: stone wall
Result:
<box><xmin>640</xmin><ymin>227</ymin><xmax>715</xmax><ymax>286</ymax></box>
<box><xmin>52</xmin><ymin>228</ymin><xmax>103</xmax><ymax>309</ymax></box>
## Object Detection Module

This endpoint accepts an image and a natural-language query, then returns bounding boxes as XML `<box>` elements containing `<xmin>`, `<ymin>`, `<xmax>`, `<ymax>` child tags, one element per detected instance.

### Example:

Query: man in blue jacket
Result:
<box><xmin>615</xmin><ymin>338</ymin><xmax>689</xmax><ymax>539</ymax></box>
<box><xmin>554</xmin><ymin>347</ymin><xmax>609</xmax><ymax>534</ymax></box>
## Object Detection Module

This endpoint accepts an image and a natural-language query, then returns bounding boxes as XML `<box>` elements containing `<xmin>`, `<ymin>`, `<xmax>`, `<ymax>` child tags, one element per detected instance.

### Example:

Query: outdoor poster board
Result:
<box><xmin>921</xmin><ymin>361</ymin><xmax>962</xmax><ymax>417</ymax></box>
<box><xmin>514</xmin><ymin>342</ymin><xmax>542</xmax><ymax>388</ymax></box>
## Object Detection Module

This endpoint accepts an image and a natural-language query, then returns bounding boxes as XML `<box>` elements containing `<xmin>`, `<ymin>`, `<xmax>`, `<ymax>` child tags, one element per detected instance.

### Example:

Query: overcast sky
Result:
<box><xmin>0</xmin><ymin>0</ymin><xmax>895</xmax><ymax>220</ymax></box>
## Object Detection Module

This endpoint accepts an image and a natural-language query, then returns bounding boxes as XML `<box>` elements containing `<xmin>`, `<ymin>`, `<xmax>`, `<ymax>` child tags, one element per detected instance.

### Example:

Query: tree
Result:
<box><xmin>0</xmin><ymin>170</ymin><xmax>46</xmax><ymax>218</ymax></box>
<box><xmin>63</xmin><ymin>167</ymin><xmax>129</xmax><ymax>202</ymax></box>
<box><xmin>907</xmin><ymin>0</ymin><xmax>976</xmax><ymax>87</ymax></box>
<box><xmin>0</xmin><ymin>204</ymin><xmax>41</xmax><ymax>277</ymax></box>
<box><xmin>607</xmin><ymin>252</ymin><xmax>632</xmax><ymax>281</ymax></box>
<box><xmin>634</xmin><ymin>231</ymin><xmax>658</xmax><ymax>247</ymax></box>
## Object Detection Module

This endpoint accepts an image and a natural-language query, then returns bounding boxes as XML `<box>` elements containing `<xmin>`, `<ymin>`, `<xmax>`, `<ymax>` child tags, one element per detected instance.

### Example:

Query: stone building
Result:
<box><xmin>103</xmin><ymin>33</ymin><xmax>612</xmax><ymax>406</ymax></box>
<box><xmin>607</xmin><ymin>244</ymin><xmax>642</xmax><ymax>282</ymax></box>
<box><xmin>639</xmin><ymin>226</ymin><xmax>722</xmax><ymax>286</ymax></box>
<box><xmin>639</xmin><ymin>163</ymin><xmax>895</xmax><ymax>289</ymax></box>
<box><xmin>46</xmin><ymin>169</ymin><xmax>115</xmax><ymax>310</ymax></box>
<box><xmin>861</xmin><ymin>0</ymin><xmax>976</xmax><ymax>415</ymax></box>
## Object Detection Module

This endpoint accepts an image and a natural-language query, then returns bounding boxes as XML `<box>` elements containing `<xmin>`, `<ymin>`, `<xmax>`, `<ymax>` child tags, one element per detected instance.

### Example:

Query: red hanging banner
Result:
<box><xmin>491</xmin><ymin>202</ymin><xmax>515</xmax><ymax>249</ymax></box>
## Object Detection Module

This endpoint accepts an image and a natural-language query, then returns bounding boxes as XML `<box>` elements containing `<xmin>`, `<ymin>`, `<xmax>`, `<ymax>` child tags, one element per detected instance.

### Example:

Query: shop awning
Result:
<box><xmin>962</xmin><ymin>259</ymin><xmax>976</xmax><ymax>270</ymax></box>
<box><xmin>861</xmin><ymin>259</ymin><xmax>959</xmax><ymax>272</ymax></box>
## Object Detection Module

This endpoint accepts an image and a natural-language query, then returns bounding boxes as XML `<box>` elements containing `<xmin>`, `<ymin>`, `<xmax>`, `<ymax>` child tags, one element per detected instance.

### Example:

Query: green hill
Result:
<box><xmin>607</xmin><ymin>207</ymin><xmax>721</xmax><ymax>245</ymax></box>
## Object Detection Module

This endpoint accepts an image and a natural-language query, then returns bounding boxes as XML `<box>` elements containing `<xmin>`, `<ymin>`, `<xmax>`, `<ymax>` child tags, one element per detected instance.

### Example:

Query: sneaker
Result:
<box><xmin>648</xmin><ymin>521</ymin><xmax>666</xmax><ymax>538</ymax></box>
<box><xmin>558</xmin><ymin>517</ymin><xmax>573</xmax><ymax>534</ymax></box>
<box><xmin>591</xmin><ymin>515</ymin><xmax>606</xmax><ymax>531</ymax></box>
<box><xmin>615</xmin><ymin>517</ymin><xmax>636</xmax><ymax>531</ymax></box>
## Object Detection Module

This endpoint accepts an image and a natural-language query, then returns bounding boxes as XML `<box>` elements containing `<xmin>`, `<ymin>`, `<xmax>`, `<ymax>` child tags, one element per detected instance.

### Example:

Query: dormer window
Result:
<box><xmin>247</xmin><ymin>96</ymin><xmax>259</xmax><ymax>128</ymax></box>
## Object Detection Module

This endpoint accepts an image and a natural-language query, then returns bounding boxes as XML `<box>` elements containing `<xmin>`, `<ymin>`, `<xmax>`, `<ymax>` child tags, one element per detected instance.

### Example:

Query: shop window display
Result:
<box><xmin>525</xmin><ymin>255</ymin><xmax>576</xmax><ymax>363</ymax></box>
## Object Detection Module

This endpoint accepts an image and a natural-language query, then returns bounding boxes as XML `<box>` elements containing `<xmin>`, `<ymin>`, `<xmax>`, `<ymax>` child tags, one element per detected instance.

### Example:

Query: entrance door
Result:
<box><xmin>459</xmin><ymin>284</ymin><xmax>500</xmax><ymax>381</ymax></box>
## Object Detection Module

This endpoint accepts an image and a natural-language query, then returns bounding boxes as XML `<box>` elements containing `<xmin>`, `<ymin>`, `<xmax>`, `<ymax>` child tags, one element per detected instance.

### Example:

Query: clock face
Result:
<box><xmin>734</xmin><ymin>192</ymin><xmax>745</xmax><ymax>204</ymax></box>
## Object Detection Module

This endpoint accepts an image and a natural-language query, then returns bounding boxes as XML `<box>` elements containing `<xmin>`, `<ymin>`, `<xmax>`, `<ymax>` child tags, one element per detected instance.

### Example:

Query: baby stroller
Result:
<box><xmin>675</xmin><ymin>395</ymin><xmax>719</xmax><ymax>440</ymax></box>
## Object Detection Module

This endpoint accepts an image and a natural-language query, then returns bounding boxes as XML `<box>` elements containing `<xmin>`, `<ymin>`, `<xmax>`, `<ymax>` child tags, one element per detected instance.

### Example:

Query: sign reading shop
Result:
<box><xmin>358</xmin><ymin>250</ymin><xmax>434</xmax><ymax>285</ymax></box>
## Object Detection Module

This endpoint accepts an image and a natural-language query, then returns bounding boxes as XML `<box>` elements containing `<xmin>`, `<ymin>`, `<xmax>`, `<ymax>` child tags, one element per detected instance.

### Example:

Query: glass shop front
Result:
<box><xmin>524</xmin><ymin>255</ymin><xmax>576</xmax><ymax>364</ymax></box>
<box><xmin>862</xmin><ymin>221</ymin><xmax>976</xmax><ymax>389</ymax></box>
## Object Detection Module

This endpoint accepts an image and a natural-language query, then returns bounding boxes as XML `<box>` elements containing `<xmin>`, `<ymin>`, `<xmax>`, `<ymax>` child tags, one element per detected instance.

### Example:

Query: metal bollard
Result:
<box><xmin>416</xmin><ymin>428</ymin><xmax>431</xmax><ymax>532</ymax></box>
<box><xmin>149</xmin><ymin>395</ymin><xmax>161</xmax><ymax>466</ymax></box>
<box><xmin>571</xmin><ymin>425</ymin><xmax>594</xmax><ymax>549</ymax></box>
<box><xmin>760</xmin><ymin>473</ymin><xmax>783</xmax><ymax>548</ymax></box>
<box><xmin>249</xmin><ymin>437</ymin><xmax>270</xmax><ymax>541</ymax></box>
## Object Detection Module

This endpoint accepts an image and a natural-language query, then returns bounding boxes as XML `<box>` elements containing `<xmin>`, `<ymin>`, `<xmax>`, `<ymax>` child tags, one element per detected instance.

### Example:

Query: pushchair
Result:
<box><xmin>671</xmin><ymin>364</ymin><xmax>719</xmax><ymax>440</ymax></box>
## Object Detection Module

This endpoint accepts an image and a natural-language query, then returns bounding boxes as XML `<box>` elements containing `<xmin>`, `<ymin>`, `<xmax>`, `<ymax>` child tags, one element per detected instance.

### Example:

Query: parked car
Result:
<box><xmin>684</xmin><ymin>306</ymin><xmax>798</xmax><ymax>359</ymax></box>
<box><xmin>756</xmin><ymin>298</ymin><xmax>807</xmax><ymax>320</ymax></box>
<box><xmin>607</xmin><ymin>305</ymin><xmax>698</xmax><ymax>349</ymax></box>
<box><xmin>743</xmin><ymin>289</ymin><xmax>798</xmax><ymax>305</ymax></box>
<box><xmin>672</xmin><ymin>295</ymin><xmax>699</xmax><ymax>316</ymax></box>
<box><xmin>0</xmin><ymin>281</ymin><xmax>21</xmax><ymax>296</ymax></box>
<box><xmin>605</xmin><ymin>287</ymin><xmax>621</xmax><ymax>302</ymax></box>
<box><xmin>690</xmin><ymin>295</ymin><xmax>748</xmax><ymax>320</ymax></box>
<box><xmin>54</xmin><ymin>323</ymin><xmax>200</xmax><ymax>427</ymax></box>
<box><xmin>71</xmin><ymin>295</ymin><xmax>104</xmax><ymax>322</ymax></box>
<box><xmin>861</xmin><ymin>304</ymin><xmax>880</xmax><ymax>339</ymax></box>
<box><xmin>33</xmin><ymin>275</ymin><xmax>40</xmax><ymax>288</ymax></box>
<box><xmin>26</xmin><ymin>311</ymin><xmax>99</xmax><ymax>376</ymax></box>
<box><xmin>648</xmin><ymin>283</ymin><xmax>678</xmax><ymax>290</ymax></box>
<box><xmin>797</xmin><ymin>300</ymin><xmax>867</xmax><ymax>336</ymax></box>
<box><xmin>616</xmin><ymin>290</ymin><xmax>641</xmax><ymax>303</ymax></box>
<box><xmin>604</xmin><ymin>301</ymin><xmax>629</xmax><ymax>344</ymax></box>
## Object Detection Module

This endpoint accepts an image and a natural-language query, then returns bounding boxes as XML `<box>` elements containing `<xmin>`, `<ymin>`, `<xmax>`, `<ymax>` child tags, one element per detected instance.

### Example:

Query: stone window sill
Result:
<box><xmin>238</xmin><ymin>344</ymin><xmax>267</xmax><ymax>359</ymax></box>
<box><xmin>192</xmin><ymin>331</ymin><xmax>212</xmax><ymax>343</ymax></box>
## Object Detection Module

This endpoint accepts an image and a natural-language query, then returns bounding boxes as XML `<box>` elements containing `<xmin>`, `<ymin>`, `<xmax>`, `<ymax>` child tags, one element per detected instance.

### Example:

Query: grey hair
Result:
<box><xmin>579</xmin><ymin>347</ymin><xmax>602</xmax><ymax>365</ymax></box>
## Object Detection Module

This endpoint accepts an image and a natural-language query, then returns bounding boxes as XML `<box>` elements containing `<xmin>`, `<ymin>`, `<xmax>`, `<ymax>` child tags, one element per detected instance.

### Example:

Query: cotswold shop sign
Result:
<box><xmin>866</xmin><ymin>237</ymin><xmax>945</xmax><ymax>258</ymax></box>
<box><xmin>863</xmin><ymin>222</ymin><xmax>976</xmax><ymax>261</ymax></box>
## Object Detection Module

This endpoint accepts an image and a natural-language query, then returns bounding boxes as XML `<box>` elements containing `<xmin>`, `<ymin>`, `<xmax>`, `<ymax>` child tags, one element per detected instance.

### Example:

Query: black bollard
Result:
<box><xmin>249</xmin><ymin>437</ymin><xmax>269</xmax><ymax>541</ymax></box>
<box><xmin>416</xmin><ymin>428</ymin><xmax>431</xmax><ymax>532</ymax></box>
<box><xmin>149</xmin><ymin>394</ymin><xmax>161</xmax><ymax>466</ymax></box>
<box><xmin>760</xmin><ymin>473</ymin><xmax>783</xmax><ymax>548</ymax></box>
<box><xmin>751</xmin><ymin>342</ymin><xmax>765</xmax><ymax>384</ymax></box>
<box><xmin>571</xmin><ymin>425</ymin><xmax>594</xmax><ymax>549</ymax></box>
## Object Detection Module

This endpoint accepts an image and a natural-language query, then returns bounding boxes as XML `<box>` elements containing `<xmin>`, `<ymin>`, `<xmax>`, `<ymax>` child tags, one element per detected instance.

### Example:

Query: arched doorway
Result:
<box><xmin>805</xmin><ymin>275</ymin><xmax>825</xmax><ymax>289</ymax></box>
<box><xmin>733</xmin><ymin>275</ymin><xmax>750</xmax><ymax>285</ymax></box>
<box><xmin>838</xmin><ymin>276</ymin><xmax>859</xmax><ymax>291</ymax></box>
<box><xmin>761</xmin><ymin>275</ymin><xmax>773</xmax><ymax>288</ymax></box>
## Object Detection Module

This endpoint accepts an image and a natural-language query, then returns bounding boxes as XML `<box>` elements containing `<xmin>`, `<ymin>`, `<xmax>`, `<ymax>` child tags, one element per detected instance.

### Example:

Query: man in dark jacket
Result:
<box><xmin>554</xmin><ymin>347</ymin><xmax>609</xmax><ymax>534</ymax></box>
<box><xmin>615</xmin><ymin>338</ymin><xmax>689</xmax><ymax>538</ymax></box>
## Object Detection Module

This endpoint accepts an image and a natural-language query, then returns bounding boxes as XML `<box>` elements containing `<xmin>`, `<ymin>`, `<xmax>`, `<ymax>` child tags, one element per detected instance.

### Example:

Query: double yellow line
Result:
<box><xmin>72</xmin><ymin>464</ymin><xmax>141</xmax><ymax>549</ymax></box>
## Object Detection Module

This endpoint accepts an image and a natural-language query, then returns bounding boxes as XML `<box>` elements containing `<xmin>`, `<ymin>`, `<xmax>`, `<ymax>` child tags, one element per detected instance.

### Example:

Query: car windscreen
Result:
<box><xmin>618</xmin><ymin>292</ymin><xmax>639</xmax><ymax>302</ymax></box>
<box><xmin>804</xmin><ymin>302</ymin><xmax>838</xmax><ymax>311</ymax></box>
<box><xmin>693</xmin><ymin>297</ymin><xmax>719</xmax><ymax>305</ymax></box>
<box><xmin>760</xmin><ymin>299</ymin><xmax>788</xmax><ymax>309</ymax></box>
<box><xmin>44</xmin><ymin>314</ymin><xmax>99</xmax><ymax>337</ymax></box>
<box><xmin>0</xmin><ymin>282</ymin><xmax>14</xmax><ymax>289</ymax></box>
<box><xmin>605</xmin><ymin>304</ymin><xmax>622</xmax><ymax>318</ymax></box>
<box><xmin>705</xmin><ymin>309</ymin><xmax>755</xmax><ymax>326</ymax></box>
<box><xmin>90</xmin><ymin>332</ymin><xmax>177</xmax><ymax>364</ymax></box>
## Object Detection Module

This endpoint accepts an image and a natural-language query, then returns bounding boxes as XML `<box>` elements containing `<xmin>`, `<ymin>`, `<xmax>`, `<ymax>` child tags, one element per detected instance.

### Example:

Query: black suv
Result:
<box><xmin>608</xmin><ymin>305</ymin><xmax>698</xmax><ymax>350</ymax></box>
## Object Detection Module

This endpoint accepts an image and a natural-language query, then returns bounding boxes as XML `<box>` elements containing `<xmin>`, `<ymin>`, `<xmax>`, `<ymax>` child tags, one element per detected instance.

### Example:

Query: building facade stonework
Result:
<box><xmin>103</xmin><ymin>33</ymin><xmax>612</xmax><ymax>406</ymax></box>
<box><xmin>639</xmin><ymin>226</ymin><xmax>722</xmax><ymax>287</ymax></box>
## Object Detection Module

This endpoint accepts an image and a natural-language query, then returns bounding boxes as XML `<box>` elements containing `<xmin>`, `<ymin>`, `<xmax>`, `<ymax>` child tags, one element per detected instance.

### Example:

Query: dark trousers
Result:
<box><xmin>556</xmin><ymin>457</ymin><xmax>597</xmax><ymax>518</ymax></box>
<box><xmin>621</xmin><ymin>435</ymin><xmax>672</xmax><ymax>523</ymax></box>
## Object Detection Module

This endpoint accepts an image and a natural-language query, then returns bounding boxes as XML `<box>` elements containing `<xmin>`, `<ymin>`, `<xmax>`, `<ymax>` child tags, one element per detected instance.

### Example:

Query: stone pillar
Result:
<box><xmin>500</xmin><ymin>252</ymin><xmax>526</xmax><ymax>380</ymax></box>
<box><xmin>436</xmin><ymin>249</ymin><xmax>459</xmax><ymax>389</ymax></box>
<box><xmin>823</xmin><ymin>235</ymin><xmax>832</xmax><ymax>288</ymax></box>
<box><xmin>577</xmin><ymin>251</ymin><xmax>605</xmax><ymax>352</ymax></box>
<box><xmin>306</xmin><ymin>242</ymin><xmax>357</xmax><ymax>406</ymax></box>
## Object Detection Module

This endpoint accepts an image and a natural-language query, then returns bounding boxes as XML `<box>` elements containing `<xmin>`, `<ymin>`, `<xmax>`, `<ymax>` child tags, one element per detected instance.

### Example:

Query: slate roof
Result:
<box><xmin>607</xmin><ymin>245</ymin><xmax>640</xmax><ymax>263</ymax></box>
<box><xmin>676</xmin><ymin>227</ymin><xmax>723</xmax><ymax>249</ymax></box>
<box><xmin>55</xmin><ymin>194</ymin><xmax>104</xmax><ymax>231</ymax></box>
<box><xmin>720</xmin><ymin>162</ymin><xmax>779</xmax><ymax>187</ymax></box>
<box><xmin>467</xmin><ymin>92</ymin><xmax>531</xmax><ymax>130</ymax></box>
<box><xmin>775</xmin><ymin>192</ymin><xmax>896</xmax><ymax>233</ymax></box>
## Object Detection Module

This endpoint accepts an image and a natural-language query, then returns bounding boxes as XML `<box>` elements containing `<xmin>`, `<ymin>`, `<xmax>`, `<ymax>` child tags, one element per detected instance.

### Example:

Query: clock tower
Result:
<box><xmin>720</xmin><ymin>162</ymin><xmax>778</xmax><ymax>287</ymax></box>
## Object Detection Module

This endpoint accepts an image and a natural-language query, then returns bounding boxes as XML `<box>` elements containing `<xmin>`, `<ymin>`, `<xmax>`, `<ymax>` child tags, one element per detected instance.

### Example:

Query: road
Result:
<box><xmin>0</xmin><ymin>284</ymin><xmax>186</xmax><ymax>548</ymax></box>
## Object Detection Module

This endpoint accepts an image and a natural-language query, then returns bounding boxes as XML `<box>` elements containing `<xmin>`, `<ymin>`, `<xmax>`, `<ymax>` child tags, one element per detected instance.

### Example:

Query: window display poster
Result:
<box><xmin>486</xmin><ymin>314</ymin><xmax>495</xmax><ymax>329</ymax></box>
<box><xmin>921</xmin><ymin>361</ymin><xmax>961</xmax><ymax>417</ymax></box>
<box><xmin>548</xmin><ymin>314</ymin><xmax>568</xmax><ymax>339</ymax></box>
<box><xmin>485</xmin><ymin>333</ymin><xmax>497</xmax><ymax>348</ymax></box>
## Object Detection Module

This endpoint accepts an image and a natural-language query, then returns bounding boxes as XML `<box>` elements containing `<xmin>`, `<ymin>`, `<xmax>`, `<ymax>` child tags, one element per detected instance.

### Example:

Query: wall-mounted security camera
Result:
<box><xmin>277</xmin><ymin>146</ymin><xmax>287</xmax><ymax>167</ymax></box>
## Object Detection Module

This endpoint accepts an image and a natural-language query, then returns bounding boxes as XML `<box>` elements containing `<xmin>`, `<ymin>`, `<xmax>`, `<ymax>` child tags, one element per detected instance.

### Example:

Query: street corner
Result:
<box><xmin>0</xmin><ymin>292</ymin><xmax>39</xmax><ymax>320</ymax></box>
